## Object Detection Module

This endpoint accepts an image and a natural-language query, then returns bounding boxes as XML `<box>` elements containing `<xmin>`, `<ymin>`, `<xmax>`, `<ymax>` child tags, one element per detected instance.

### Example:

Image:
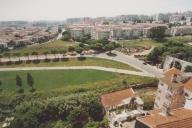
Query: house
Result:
<box><xmin>101</xmin><ymin>88</ymin><xmax>144</xmax><ymax>127</ymax></box>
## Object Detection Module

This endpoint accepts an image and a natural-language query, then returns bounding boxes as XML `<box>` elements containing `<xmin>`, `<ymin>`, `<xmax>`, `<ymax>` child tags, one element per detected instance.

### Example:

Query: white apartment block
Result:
<box><xmin>66</xmin><ymin>23</ymin><xmax>168</xmax><ymax>40</ymax></box>
<box><xmin>170</xmin><ymin>26</ymin><xmax>192</xmax><ymax>36</ymax></box>
<box><xmin>154</xmin><ymin>68</ymin><xmax>192</xmax><ymax>111</ymax></box>
<box><xmin>169</xmin><ymin>14</ymin><xmax>183</xmax><ymax>23</ymax></box>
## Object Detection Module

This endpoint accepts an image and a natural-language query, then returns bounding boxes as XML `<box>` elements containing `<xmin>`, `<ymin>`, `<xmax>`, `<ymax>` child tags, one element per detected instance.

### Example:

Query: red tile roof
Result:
<box><xmin>101</xmin><ymin>88</ymin><xmax>135</xmax><ymax>108</ymax></box>
<box><xmin>163</xmin><ymin>67</ymin><xmax>182</xmax><ymax>77</ymax></box>
<box><xmin>184</xmin><ymin>78</ymin><xmax>192</xmax><ymax>91</ymax></box>
<box><xmin>137</xmin><ymin>108</ymin><xmax>192</xmax><ymax>128</ymax></box>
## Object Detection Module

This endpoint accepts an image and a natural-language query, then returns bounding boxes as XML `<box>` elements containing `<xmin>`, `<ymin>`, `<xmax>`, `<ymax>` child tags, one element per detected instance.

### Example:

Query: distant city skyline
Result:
<box><xmin>0</xmin><ymin>0</ymin><xmax>192</xmax><ymax>21</ymax></box>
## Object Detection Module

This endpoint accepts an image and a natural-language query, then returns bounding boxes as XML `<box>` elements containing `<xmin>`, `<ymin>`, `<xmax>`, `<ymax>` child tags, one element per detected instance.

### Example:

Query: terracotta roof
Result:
<box><xmin>101</xmin><ymin>88</ymin><xmax>135</xmax><ymax>108</ymax></box>
<box><xmin>184</xmin><ymin>78</ymin><xmax>192</xmax><ymax>91</ymax></box>
<box><xmin>160</xmin><ymin>68</ymin><xmax>183</xmax><ymax>88</ymax></box>
<box><xmin>137</xmin><ymin>108</ymin><xmax>192</xmax><ymax>128</ymax></box>
<box><xmin>163</xmin><ymin>67</ymin><xmax>182</xmax><ymax>77</ymax></box>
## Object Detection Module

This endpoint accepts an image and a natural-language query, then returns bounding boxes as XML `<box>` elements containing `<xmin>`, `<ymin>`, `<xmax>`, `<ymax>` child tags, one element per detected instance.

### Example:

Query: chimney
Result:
<box><xmin>171</xmin><ymin>74</ymin><xmax>177</xmax><ymax>83</ymax></box>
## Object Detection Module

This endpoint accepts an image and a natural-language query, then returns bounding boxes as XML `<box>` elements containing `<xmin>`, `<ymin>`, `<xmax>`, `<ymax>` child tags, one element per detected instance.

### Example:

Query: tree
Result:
<box><xmin>184</xmin><ymin>66</ymin><xmax>192</xmax><ymax>72</ymax></box>
<box><xmin>90</xmin><ymin>43</ymin><xmax>103</xmax><ymax>51</ymax></box>
<box><xmin>3</xmin><ymin>52</ymin><xmax>11</xmax><ymax>61</ymax></box>
<box><xmin>104</xmin><ymin>43</ymin><xmax>115</xmax><ymax>53</ymax></box>
<box><xmin>58</xmin><ymin>27</ymin><xmax>62</xmax><ymax>33</ymax></box>
<box><xmin>170</xmin><ymin>61</ymin><xmax>182</xmax><ymax>70</ymax></box>
<box><xmin>0</xmin><ymin>80</ymin><xmax>2</xmax><ymax>92</ymax></box>
<box><xmin>68</xmin><ymin>108</ymin><xmax>89</xmax><ymax>128</ymax></box>
<box><xmin>31</xmin><ymin>52</ymin><xmax>39</xmax><ymax>60</ymax></box>
<box><xmin>149</xmin><ymin>26</ymin><xmax>167</xmax><ymax>40</ymax></box>
<box><xmin>27</xmin><ymin>73</ymin><xmax>35</xmax><ymax>92</ymax></box>
<box><xmin>16</xmin><ymin>75</ymin><xmax>23</xmax><ymax>93</ymax></box>
<box><xmin>24</xmin><ymin>53</ymin><xmax>30</xmax><ymax>60</ymax></box>
<box><xmin>62</xmin><ymin>31</ymin><xmax>71</xmax><ymax>41</ymax></box>
<box><xmin>75</xmin><ymin>47</ymin><xmax>84</xmax><ymax>54</ymax></box>
<box><xmin>122</xmin><ymin>79</ymin><xmax>128</xmax><ymax>86</ymax></box>
<box><xmin>68</xmin><ymin>46</ymin><xmax>75</xmax><ymax>52</ymax></box>
<box><xmin>43</xmin><ymin>51</ymin><xmax>49</xmax><ymax>59</ymax></box>
<box><xmin>146</xmin><ymin>47</ymin><xmax>166</xmax><ymax>64</ymax></box>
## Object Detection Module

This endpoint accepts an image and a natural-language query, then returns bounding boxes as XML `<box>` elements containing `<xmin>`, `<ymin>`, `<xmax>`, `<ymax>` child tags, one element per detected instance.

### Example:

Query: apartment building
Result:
<box><xmin>66</xmin><ymin>23</ymin><xmax>167</xmax><ymax>40</ymax></box>
<box><xmin>135</xmin><ymin>68</ymin><xmax>192</xmax><ymax>128</ymax></box>
<box><xmin>154</xmin><ymin>68</ymin><xmax>185</xmax><ymax>110</ymax></box>
<box><xmin>169</xmin><ymin>14</ymin><xmax>184</xmax><ymax>23</ymax></box>
<box><xmin>170</xmin><ymin>26</ymin><xmax>192</xmax><ymax>36</ymax></box>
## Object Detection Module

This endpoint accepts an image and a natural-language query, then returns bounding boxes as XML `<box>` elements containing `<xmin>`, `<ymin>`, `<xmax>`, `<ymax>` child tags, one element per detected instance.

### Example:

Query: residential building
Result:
<box><xmin>66</xmin><ymin>23</ymin><xmax>167</xmax><ymax>40</ymax></box>
<box><xmin>169</xmin><ymin>14</ymin><xmax>184</xmax><ymax>23</ymax></box>
<box><xmin>170</xmin><ymin>26</ymin><xmax>192</xmax><ymax>36</ymax></box>
<box><xmin>186</xmin><ymin>17</ymin><xmax>192</xmax><ymax>26</ymax></box>
<box><xmin>135</xmin><ymin>68</ymin><xmax>192</xmax><ymax>128</ymax></box>
<box><xmin>154</xmin><ymin>68</ymin><xmax>185</xmax><ymax>110</ymax></box>
<box><xmin>101</xmin><ymin>88</ymin><xmax>144</xmax><ymax>127</ymax></box>
<box><xmin>154</xmin><ymin>13</ymin><xmax>171</xmax><ymax>22</ymax></box>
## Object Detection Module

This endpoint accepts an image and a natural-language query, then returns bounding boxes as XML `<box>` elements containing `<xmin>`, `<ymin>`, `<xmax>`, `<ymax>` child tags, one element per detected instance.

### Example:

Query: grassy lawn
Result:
<box><xmin>1</xmin><ymin>40</ymin><xmax>77</xmax><ymax>56</ymax></box>
<box><xmin>166</xmin><ymin>35</ymin><xmax>192</xmax><ymax>43</ymax></box>
<box><xmin>0</xmin><ymin>69</ymin><xmax>155</xmax><ymax>94</ymax></box>
<box><xmin>0</xmin><ymin>70</ymin><xmax>115</xmax><ymax>92</ymax></box>
<box><xmin>0</xmin><ymin>57</ymin><xmax>140</xmax><ymax>71</ymax></box>
<box><xmin>117</xmin><ymin>39</ymin><xmax>163</xmax><ymax>49</ymax></box>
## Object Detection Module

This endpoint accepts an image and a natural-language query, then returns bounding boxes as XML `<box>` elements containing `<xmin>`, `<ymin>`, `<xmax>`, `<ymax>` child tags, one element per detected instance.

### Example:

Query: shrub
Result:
<box><xmin>77</xmin><ymin>57</ymin><xmax>86</xmax><ymax>61</ymax></box>
<box><xmin>68</xmin><ymin>107</ymin><xmax>89</xmax><ymax>128</ymax></box>
<box><xmin>26</xmin><ymin>60</ymin><xmax>32</xmax><ymax>64</ymax></box>
<box><xmin>61</xmin><ymin>58</ymin><xmax>69</xmax><ymax>61</ymax></box>
<box><xmin>185</xmin><ymin>66</ymin><xmax>192</xmax><ymax>72</ymax></box>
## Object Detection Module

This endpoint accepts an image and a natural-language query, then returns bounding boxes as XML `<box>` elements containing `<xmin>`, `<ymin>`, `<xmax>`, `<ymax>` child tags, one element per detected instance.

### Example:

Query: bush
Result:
<box><xmin>17</xmin><ymin>88</ymin><xmax>24</xmax><ymax>93</ymax></box>
<box><xmin>26</xmin><ymin>60</ymin><xmax>32</xmax><ymax>64</ymax></box>
<box><xmin>6</xmin><ymin>61</ymin><xmax>13</xmax><ymax>65</ymax></box>
<box><xmin>33</xmin><ymin>60</ymin><xmax>40</xmax><ymax>64</ymax></box>
<box><xmin>68</xmin><ymin>107</ymin><xmax>89</xmax><ymax>128</ymax></box>
<box><xmin>44</xmin><ymin>59</ymin><xmax>51</xmax><ymax>62</ymax></box>
<box><xmin>10</xmin><ymin>94</ymin><xmax>104</xmax><ymax>128</ymax></box>
<box><xmin>15</xmin><ymin>61</ymin><xmax>23</xmax><ymax>65</ymax></box>
<box><xmin>185</xmin><ymin>66</ymin><xmax>192</xmax><ymax>72</ymax></box>
<box><xmin>77</xmin><ymin>57</ymin><xmax>86</xmax><ymax>61</ymax></box>
<box><xmin>52</xmin><ymin>58</ymin><xmax>60</xmax><ymax>62</ymax></box>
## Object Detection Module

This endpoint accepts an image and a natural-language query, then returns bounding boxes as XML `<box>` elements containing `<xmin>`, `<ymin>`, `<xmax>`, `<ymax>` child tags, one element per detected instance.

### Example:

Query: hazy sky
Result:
<box><xmin>0</xmin><ymin>0</ymin><xmax>191</xmax><ymax>21</ymax></box>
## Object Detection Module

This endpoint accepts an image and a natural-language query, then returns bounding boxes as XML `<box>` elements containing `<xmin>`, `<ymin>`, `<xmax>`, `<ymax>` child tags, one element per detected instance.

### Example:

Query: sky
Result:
<box><xmin>0</xmin><ymin>0</ymin><xmax>191</xmax><ymax>21</ymax></box>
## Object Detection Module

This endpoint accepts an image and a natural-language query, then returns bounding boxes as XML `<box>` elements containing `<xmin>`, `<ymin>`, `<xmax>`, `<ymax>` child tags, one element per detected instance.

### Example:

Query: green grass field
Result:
<box><xmin>0</xmin><ymin>69</ymin><xmax>154</xmax><ymax>94</ymax></box>
<box><xmin>0</xmin><ymin>70</ymin><xmax>116</xmax><ymax>92</ymax></box>
<box><xmin>1</xmin><ymin>40</ymin><xmax>77</xmax><ymax>56</ymax></box>
<box><xmin>117</xmin><ymin>39</ymin><xmax>163</xmax><ymax>49</ymax></box>
<box><xmin>166</xmin><ymin>35</ymin><xmax>192</xmax><ymax>43</ymax></box>
<box><xmin>0</xmin><ymin>57</ymin><xmax>140</xmax><ymax>71</ymax></box>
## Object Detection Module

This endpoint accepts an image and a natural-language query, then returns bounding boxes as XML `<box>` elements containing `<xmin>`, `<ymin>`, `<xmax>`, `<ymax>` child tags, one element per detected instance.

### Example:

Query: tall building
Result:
<box><xmin>135</xmin><ymin>68</ymin><xmax>192</xmax><ymax>128</ymax></box>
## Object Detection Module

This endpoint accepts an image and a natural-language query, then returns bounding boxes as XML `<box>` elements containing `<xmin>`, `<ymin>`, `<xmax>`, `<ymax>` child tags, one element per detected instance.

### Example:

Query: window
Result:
<box><xmin>160</xmin><ymin>82</ymin><xmax>164</xmax><ymax>86</ymax></box>
<box><xmin>165</xmin><ymin>93</ymin><xmax>171</xmax><ymax>99</ymax></box>
<box><xmin>185</xmin><ymin>93</ymin><xmax>189</xmax><ymax>97</ymax></box>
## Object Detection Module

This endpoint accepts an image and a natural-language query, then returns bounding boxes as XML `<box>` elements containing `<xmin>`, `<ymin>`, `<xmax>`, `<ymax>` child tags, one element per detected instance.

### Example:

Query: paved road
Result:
<box><xmin>0</xmin><ymin>51</ymin><xmax>163</xmax><ymax>78</ymax></box>
<box><xmin>93</xmin><ymin>51</ymin><xmax>163</xmax><ymax>78</ymax></box>
<box><xmin>0</xmin><ymin>66</ymin><xmax>154</xmax><ymax>77</ymax></box>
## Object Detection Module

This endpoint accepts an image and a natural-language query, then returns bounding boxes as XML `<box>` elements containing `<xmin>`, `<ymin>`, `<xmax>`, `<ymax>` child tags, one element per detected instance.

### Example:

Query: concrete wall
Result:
<box><xmin>163</xmin><ymin>56</ymin><xmax>192</xmax><ymax>72</ymax></box>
